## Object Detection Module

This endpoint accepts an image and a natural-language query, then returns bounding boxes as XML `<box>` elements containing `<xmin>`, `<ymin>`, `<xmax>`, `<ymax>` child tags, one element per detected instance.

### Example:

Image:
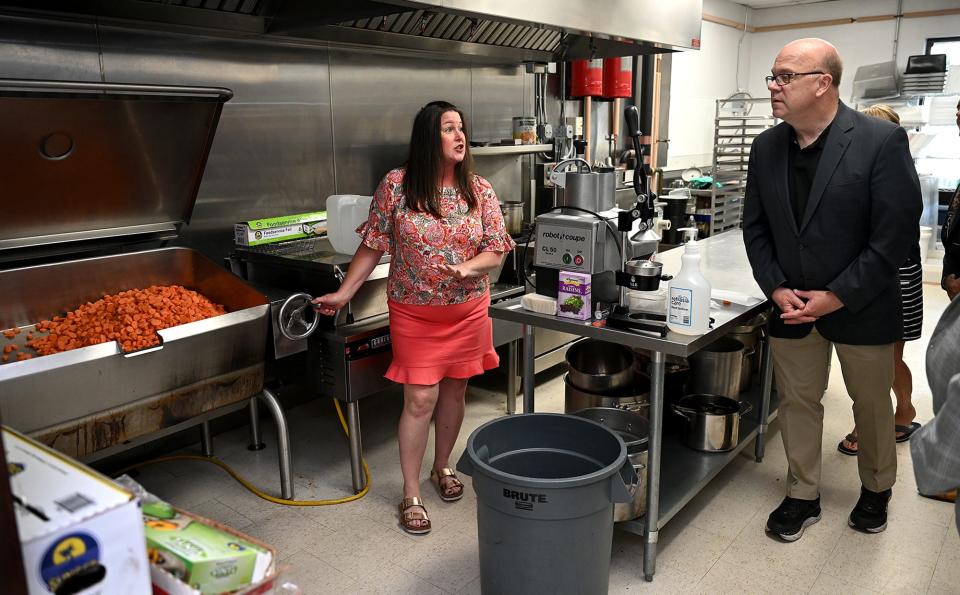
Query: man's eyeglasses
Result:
<box><xmin>765</xmin><ymin>72</ymin><xmax>825</xmax><ymax>86</ymax></box>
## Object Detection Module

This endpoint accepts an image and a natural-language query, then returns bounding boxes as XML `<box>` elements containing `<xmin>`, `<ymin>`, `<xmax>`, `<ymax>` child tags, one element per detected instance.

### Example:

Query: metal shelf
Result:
<box><xmin>471</xmin><ymin>143</ymin><xmax>552</xmax><ymax>156</ymax></box>
<box><xmin>717</xmin><ymin>124</ymin><xmax>770</xmax><ymax>130</ymax></box>
<box><xmin>491</xmin><ymin>230</ymin><xmax>775</xmax><ymax>582</ymax></box>
<box><xmin>700</xmin><ymin>99</ymin><xmax>776</xmax><ymax>237</ymax></box>
<box><xmin>716</xmin><ymin>115</ymin><xmax>777</xmax><ymax>121</ymax></box>
<box><xmin>618</xmin><ymin>383</ymin><xmax>780</xmax><ymax>535</ymax></box>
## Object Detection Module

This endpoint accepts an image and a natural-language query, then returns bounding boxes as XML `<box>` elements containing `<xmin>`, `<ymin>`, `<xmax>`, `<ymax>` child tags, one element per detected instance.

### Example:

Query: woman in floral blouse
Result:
<box><xmin>313</xmin><ymin>101</ymin><xmax>515</xmax><ymax>535</ymax></box>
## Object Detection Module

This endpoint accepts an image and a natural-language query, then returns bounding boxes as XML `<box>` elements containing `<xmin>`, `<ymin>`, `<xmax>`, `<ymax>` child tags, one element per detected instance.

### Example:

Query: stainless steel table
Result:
<box><xmin>488</xmin><ymin>230</ymin><xmax>776</xmax><ymax>581</ymax></box>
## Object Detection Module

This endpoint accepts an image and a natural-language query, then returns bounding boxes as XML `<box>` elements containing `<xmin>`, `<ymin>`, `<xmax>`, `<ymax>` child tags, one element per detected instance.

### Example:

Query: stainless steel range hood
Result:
<box><xmin>0</xmin><ymin>0</ymin><xmax>702</xmax><ymax>61</ymax></box>
<box><xmin>277</xmin><ymin>0</ymin><xmax>703</xmax><ymax>60</ymax></box>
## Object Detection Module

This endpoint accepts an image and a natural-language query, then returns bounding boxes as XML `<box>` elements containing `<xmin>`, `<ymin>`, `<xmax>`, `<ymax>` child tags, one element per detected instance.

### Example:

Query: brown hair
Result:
<box><xmin>403</xmin><ymin>100</ymin><xmax>478</xmax><ymax>218</ymax></box>
<box><xmin>861</xmin><ymin>104</ymin><xmax>900</xmax><ymax>125</ymax></box>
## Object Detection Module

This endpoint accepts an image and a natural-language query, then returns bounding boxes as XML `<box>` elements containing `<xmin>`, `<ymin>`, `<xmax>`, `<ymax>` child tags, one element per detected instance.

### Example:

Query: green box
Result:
<box><xmin>234</xmin><ymin>211</ymin><xmax>327</xmax><ymax>246</ymax></box>
<box><xmin>144</xmin><ymin>513</ymin><xmax>272</xmax><ymax>594</ymax></box>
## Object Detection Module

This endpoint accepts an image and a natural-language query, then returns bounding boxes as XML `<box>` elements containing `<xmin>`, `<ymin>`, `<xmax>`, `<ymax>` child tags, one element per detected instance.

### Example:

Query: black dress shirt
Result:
<box><xmin>788</xmin><ymin>123</ymin><xmax>833</xmax><ymax>225</ymax></box>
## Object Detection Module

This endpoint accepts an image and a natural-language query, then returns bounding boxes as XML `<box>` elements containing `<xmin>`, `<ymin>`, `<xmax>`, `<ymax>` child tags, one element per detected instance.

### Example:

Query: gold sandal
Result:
<box><xmin>398</xmin><ymin>496</ymin><xmax>431</xmax><ymax>535</ymax></box>
<box><xmin>430</xmin><ymin>467</ymin><xmax>464</xmax><ymax>502</ymax></box>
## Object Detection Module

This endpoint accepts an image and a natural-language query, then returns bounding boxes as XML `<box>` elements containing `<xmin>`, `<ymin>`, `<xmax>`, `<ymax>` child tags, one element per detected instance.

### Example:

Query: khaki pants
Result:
<box><xmin>770</xmin><ymin>328</ymin><xmax>896</xmax><ymax>499</ymax></box>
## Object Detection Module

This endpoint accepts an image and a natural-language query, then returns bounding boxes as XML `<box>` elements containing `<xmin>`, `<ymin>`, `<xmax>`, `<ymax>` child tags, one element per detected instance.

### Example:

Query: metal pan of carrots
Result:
<box><xmin>1</xmin><ymin>284</ymin><xmax>226</xmax><ymax>363</ymax></box>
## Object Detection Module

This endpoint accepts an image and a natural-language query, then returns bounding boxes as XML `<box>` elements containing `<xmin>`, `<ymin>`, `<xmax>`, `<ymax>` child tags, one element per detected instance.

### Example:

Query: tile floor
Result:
<box><xmin>134</xmin><ymin>287</ymin><xmax>958</xmax><ymax>594</ymax></box>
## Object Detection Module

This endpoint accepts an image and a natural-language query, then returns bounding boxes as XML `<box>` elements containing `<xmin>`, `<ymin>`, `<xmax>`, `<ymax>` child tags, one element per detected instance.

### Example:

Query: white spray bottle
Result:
<box><xmin>667</xmin><ymin>228</ymin><xmax>711</xmax><ymax>335</ymax></box>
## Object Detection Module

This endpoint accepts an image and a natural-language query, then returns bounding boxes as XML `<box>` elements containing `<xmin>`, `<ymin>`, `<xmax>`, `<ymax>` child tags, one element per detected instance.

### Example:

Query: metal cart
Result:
<box><xmin>693</xmin><ymin>98</ymin><xmax>776</xmax><ymax>237</ymax></box>
<box><xmin>488</xmin><ymin>231</ymin><xmax>777</xmax><ymax>581</ymax></box>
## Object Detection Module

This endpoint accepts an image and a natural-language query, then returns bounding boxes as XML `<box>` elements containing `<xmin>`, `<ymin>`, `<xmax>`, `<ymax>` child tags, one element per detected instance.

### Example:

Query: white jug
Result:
<box><xmin>326</xmin><ymin>195</ymin><xmax>373</xmax><ymax>254</ymax></box>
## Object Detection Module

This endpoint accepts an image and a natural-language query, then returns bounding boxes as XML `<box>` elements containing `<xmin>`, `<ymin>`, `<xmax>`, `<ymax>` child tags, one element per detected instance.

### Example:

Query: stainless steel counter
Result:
<box><xmin>491</xmin><ymin>230</ymin><xmax>766</xmax><ymax>358</ymax></box>
<box><xmin>488</xmin><ymin>230</ymin><xmax>775</xmax><ymax>582</ymax></box>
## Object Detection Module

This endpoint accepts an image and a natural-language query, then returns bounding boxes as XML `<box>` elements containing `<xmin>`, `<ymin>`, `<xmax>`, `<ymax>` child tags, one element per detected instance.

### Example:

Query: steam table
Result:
<box><xmin>488</xmin><ymin>230</ymin><xmax>776</xmax><ymax>581</ymax></box>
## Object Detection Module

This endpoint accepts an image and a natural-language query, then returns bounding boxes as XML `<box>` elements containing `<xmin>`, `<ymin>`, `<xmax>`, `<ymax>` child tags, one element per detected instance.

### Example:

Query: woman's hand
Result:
<box><xmin>435</xmin><ymin>262</ymin><xmax>480</xmax><ymax>280</ymax></box>
<box><xmin>312</xmin><ymin>291</ymin><xmax>350</xmax><ymax>316</ymax></box>
<box><xmin>434</xmin><ymin>251</ymin><xmax>504</xmax><ymax>280</ymax></box>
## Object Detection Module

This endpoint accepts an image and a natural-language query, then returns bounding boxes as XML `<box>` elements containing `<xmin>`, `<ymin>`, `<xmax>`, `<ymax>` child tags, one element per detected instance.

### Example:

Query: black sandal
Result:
<box><xmin>837</xmin><ymin>433</ymin><xmax>858</xmax><ymax>456</ymax></box>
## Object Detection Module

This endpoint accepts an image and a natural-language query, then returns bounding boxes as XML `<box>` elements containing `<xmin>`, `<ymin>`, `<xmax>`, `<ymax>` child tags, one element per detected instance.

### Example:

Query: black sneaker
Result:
<box><xmin>766</xmin><ymin>496</ymin><xmax>822</xmax><ymax>542</ymax></box>
<box><xmin>848</xmin><ymin>487</ymin><xmax>892</xmax><ymax>533</ymax></box>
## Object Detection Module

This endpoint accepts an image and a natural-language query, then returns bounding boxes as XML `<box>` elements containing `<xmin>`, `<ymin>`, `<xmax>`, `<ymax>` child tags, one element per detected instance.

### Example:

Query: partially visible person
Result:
<box><xmin>743</xmin><ymin>38</ymin><xmax>922</xmax><ymax>542</ymax></box>
<box><xmin>941</xmin><ymin>97</ymin><xmax>960</xmax><ymax>300</ymax></box>
<box><xmin>911</xmin><ymin>295</ymin><xmax>960</xmax><ymax>534</ymax></box>
<box><xmin>313</xmin><ymin>101</ymin><xmax>514</xmax><ymax>535</ymax></box>
<box><xmin>838</xmin><ymin>104</ymin><xmax>922</xmax><ymax>456</ymax></box>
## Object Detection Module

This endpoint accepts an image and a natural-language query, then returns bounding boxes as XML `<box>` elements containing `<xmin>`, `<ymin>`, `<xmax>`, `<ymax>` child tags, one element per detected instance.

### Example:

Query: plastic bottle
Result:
<box><xmin>667</xmin><ymin>228</ymin><xmax>711</xmax><ymax>335</ymax></box>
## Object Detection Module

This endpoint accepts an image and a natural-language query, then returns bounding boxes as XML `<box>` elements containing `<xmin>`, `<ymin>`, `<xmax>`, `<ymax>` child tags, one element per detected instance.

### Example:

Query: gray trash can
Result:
<box><xmin>456</xmin><ymin>413</ymin><xmax>638</xmax><ymax>595</ymax></box>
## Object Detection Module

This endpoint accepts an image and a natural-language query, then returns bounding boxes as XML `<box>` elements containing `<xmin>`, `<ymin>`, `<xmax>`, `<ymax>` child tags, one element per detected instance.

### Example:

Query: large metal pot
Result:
<box><xmin>728</xmin><ymin>310</ymin><xmax>769</xmax><ymax>392</ymax></box>
<box><xmin>500</xmin><ymin>201</ymin><xmax>524</xmax><ymax>236</ymax></box>
<box><xmin>563</xmin><ymin>373</ymin><xmax>649</xmax><ymax>415</ymax></box>
<box><xmin>688</xmin><ymin>336</ymin><xmax>745</xmax><ymax>398</ymax></box>
<box><xmin>672</xmin><ymin>394</ymin><xmax>752</xmax><ymax>452</ymax></box>
<box><xmin>565</xmin><ymin>339</ymin><xmax>634</xmax><ymax>393</ymax></box>
<box><xmin>633</xmin><ymin>352</ymin><xmax>689</xmax><ymax>429</ymax></box>
<box><xmin>572</xmin><ymin>407</ymin><xmax>648</xmax><ymax>521</ymax></box>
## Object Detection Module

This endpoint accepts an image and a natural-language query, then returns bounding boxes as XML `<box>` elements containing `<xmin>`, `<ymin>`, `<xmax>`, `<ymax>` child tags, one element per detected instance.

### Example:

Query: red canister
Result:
<box><xmin>570</xmin><ymin>59</ymin><xmax>603</xmax><ymax>97</ymax></box>
<box><xmin>602</xmin><ymin>57</ymin><xmax>633</xmax><ymax>98</ymax></box>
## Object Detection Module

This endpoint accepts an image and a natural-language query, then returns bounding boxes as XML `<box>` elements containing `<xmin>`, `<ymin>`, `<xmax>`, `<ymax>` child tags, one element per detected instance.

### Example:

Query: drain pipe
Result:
<box><xmin>637</xmin><ymin>55</ymin><xmax>656</xmax><ymax>176</ymax></box>
<box><xmin>892</xmin><ymin>0</ymin><xmax>903</xmax><ymax>63</ymax></box>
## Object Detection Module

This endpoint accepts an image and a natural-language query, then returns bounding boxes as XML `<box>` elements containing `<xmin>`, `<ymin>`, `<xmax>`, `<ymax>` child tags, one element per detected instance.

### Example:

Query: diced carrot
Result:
<box><xmin>24</xmin><ymin>285</ymin><xmax>225</xmax><ymax>356</ymax></box>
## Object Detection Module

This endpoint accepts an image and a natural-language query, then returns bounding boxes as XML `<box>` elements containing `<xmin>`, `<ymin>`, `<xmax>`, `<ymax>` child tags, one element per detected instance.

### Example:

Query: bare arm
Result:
<box><xmin>312</xmin><ymin>244</ymin><xmax>384</xmax><ymax>315</ymax></box>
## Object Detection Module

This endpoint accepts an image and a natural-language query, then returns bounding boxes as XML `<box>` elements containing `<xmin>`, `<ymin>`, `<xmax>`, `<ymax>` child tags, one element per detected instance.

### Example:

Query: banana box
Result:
<box><xmin>144</xmin><ymin>511</ymin><xmax>272</xmax><ymax>594</ymax></box>
<box><xmin>234</xmin><ymin>211</ymin><xmax>327</xmax><ymax>246</ymax></box>
<box><xmin>4</xmin><ymin>426</ymin><xmax>151</xmax><ymax>594</ymax></box>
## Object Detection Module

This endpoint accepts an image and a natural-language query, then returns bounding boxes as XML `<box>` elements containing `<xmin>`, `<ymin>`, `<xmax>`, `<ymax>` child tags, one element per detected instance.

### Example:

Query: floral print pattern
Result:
<box><xmin>357</xmin><ymin>167</ymin><xmax>515</xmax><ymax>305</ymax></box>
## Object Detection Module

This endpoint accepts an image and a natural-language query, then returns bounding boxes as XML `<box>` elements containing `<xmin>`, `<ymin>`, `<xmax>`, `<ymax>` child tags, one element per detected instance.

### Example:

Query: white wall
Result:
<box><xmin>747</xmin><ymin>0</ymin><xmax>960</xmax><ymax>101</ymax></box>
<box><xmin>666</xmin><ymin>0</ymin><xmax>753</xmax><ymax>170</ymax></box>
<box><xmin>667</xmin><ymin>0</ymin><xmax>960</xmax><ymax>171</ymax></box>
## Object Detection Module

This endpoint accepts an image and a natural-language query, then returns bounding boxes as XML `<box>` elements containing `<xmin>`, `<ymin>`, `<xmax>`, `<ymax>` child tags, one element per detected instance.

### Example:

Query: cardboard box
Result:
<box><xmin>144</xmin><ymin>510</ymin><xmax>273</xmax><ymax>594</ymax></box>
<box><xmin>148</xmin><ymin>510</ymin><xmax>279</xmax><ymax>595</ymax></box>
<box><xmin>557</xmin><ymin>271</ymin><xmax>592</xmax><ymax>320</ymax></box>
<box><xmin>4</xmin><ymin>426</ymin><xmax>151</xmax><ymax>595</ymax></box>
<box><xmin>234</xmin><ymin>211</ymin><xmax>327</xmax><ymax>246</ymax></box>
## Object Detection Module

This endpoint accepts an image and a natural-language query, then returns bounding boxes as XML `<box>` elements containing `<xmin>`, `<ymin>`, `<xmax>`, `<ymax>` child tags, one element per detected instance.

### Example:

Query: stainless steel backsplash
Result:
<box><xmin>0</xmin><ymin>14</ymin><xmax>530</xmax><ymax>263</ymax></box>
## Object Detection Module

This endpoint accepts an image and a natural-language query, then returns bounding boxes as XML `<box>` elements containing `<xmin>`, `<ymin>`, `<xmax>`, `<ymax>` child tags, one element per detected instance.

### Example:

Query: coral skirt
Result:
<box><xmin>385</xmin><ymin>292</ymin><xmax>499</xmax><ymax>386</ymax></box>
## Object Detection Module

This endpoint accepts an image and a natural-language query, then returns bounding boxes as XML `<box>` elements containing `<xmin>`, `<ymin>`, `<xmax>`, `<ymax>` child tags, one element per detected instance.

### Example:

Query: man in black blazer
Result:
<box><xmin>941</xmin><ymin>98</ymin><xmax>960</xmax><ymax>300</ymax></box>
<box><xmin>743</xmin><ymin>38</ymin><xmax>922</xmax><ymax>541</ymax></box>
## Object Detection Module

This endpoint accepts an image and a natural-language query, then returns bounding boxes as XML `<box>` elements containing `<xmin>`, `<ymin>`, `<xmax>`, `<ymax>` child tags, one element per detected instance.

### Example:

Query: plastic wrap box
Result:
<box><xmin>234</xmin><ymin>212</ymin><xmax>327</xmax><ymax>246</ymax></box>
<box><xmin>148</xmin><ymin>509</ymin><xmax>279</xmax><ymax>595</ymax></box>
